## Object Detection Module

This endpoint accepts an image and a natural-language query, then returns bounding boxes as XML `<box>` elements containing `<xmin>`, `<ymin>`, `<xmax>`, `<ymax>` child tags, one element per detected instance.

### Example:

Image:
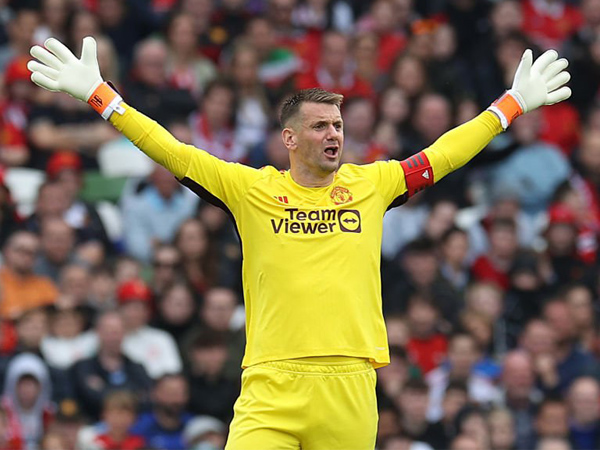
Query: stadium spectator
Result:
<box><xmin>488</xmin><ymin>407</ymin><xmax>517</xmax><ymax>450</ymax></box>
<box><xmin>121</xmin><ymin>163</ymin><xmax>199</xmax><ymax>263</ymax></box>
<box><xmin>449</xmin><ymin>434</ymin><xmax>481</xmax><ymax>450</ymax></box>
<box><xmin>41</xmin><ymin>305</ymin><xmax>96</xmax><ymax>370</ymax></box>
<box><xmin>243</xmin><ymin>16</ymin><xmax>300</xmax><ymax>90</ymax></box>
<box><xmin>33</xmin><ymin>0</ymin><xmax>71</xmax><ymax>46</ymax></box>
<box><xmin>117</xmin><ymin>278</ymin><xmax>183</xmax><ymax>379</ymax></box>
<box><xmin>184</xmin><ymin>330</ymin><xmax>239</xmax><ymax>423</ymax></box>
<box><xmin>433</xmin><ymin>381</ymin><xmax>469</xmax><ymax>444</ymax></box>
<box><xmin>228</xmin><ymin>42</ymin><xmax>272</xmax><ymax>155</ymax></box>
<box><xmin>33</xmin><ymin>217</ymin><xmax>78</xmax><ymax>283</ymax></box>
<box><xmin>0</xmin><ymin>56</ymin><xmax>35</xmax><ymax>167</ymax></box>
<box><xmin>2</xmin><ymin>353</ymin><xmax>54</xmax><ymax>450</ymax></box>
<box><xmin>296</xmin><ymin>30</ymin><xmax>374</xmax><ymax>100</ymax></box>
<box><xmin>121</xmin><ymin>37</ymin><xmax>196</xmax><ymax>125</ymax></box>
<box><xmin>533</xmin><ymin>397</ymin><xmax>570</xmax><ymax>447</ymax></box>
<box><xmin>453</xmin><ymin>405</ymin><xmax>491</xmax><ymax>450</ymax></box>
<box><xmin>57</xmin><ymin>263</ymin><xmax>93</xmax><ymax>309</ymax></box>
<box><xmin>165</xmin><ymin>12</ymin><xmax>217</xmax><ymax>98</ymax></box>
<box><xmin>377</xmin><ymin>346</ymin><xmax>415</xmax><ymax>405</ymax></box>
<box><xmin>566</xmin><ymin>376</ymin><xmax>600</xmax><ymax>450</ymax></box>
<box><xmin>564</xmin><ymin>284</ymin><xmax>597</xmax><ymax>352</ymax></box>
<box><xmin>90</xmin><ymin>389</ymin><xmax>146</xmax><ymax>450</ymax></box>
<box><xmin>395</xmin><ymin>378</ymin><xmax>447</xmax><ymax>450</ymax></box>
<box><xmin>536</xmin><ymin>437</ymin><xmax>573</xmax><ymax>450</ymax></box>
<box><xmin>471</xmin><ymin>217</ymin><xmax>520</xmax><ymax>291</ymax></box>
<box><xmin>339</xmin><ymin>97</ymin><xmax>382</xmax><ymax>164</ymax></box>
<box><xmin>182</xmin><ymin>415</ymin><xmax>227</xmax><ymax>450</ymax></box>
<box><xmin>541</xmin><ymin>299</ymin><xmax>600</xmax><ymax>393</ymax></box>
<box><xmin>490</xmin><ymin>110</ymin><xmax>570</xmax><ymax>216</ymax></box>
<box><xmin>0</xmin><ymin>170</ymin><xmax>21</xmax><ymax>249</ymax></box>
<box><xmin>194</xmin><ymin>286</ymin><xmax>245</xmax><ymax>379</ymax></box>
<box><xmin>153</xmin><ymin>281</ymin><xmax>198</xmax><ymax>354</ymax></box>
<box><xmin>71</xmin><ymin>311</ymin><xmax>152</xmax><ymax>421</ymax></box>
<box><xmin>45</xmin><ymin>151</ymin><xmax>112</xmax><ymax>254</ymax></box>
<box><xmin>173</xmin><ymin>218</ymin><xmax>217</xmax><ymax>297</ymax></box>
<box><xmin>405</xmin><ymin>294</ymin><xmax>448</xmax><ymax>374</ymax></box>
<box><xmin>500</xmin><ymin>350</ymin><xmax>541</xmax><ymax>449</ymax></box>
<box><xmin>189</xmin><ymin>77</ymin><xmax>247</xmax><ymax>162</ymax></box>
<box><xmin>23</xmin><ymin>181</ymin><xmax>69</xmax><ymax>235</ymax></box>
<box><xmin>131</xmin><ymin>374</ymin><xmax>193</xmax><ymax>450</ymax></box>
<box><xmin>0</xmin><ymin>231</ymin><xmax>58</xmax><ymax>320</ymax></box>
<box><xmin>439</xmin><ymin>227</ymin><xmax>471</xmax><ymax>293</ymax></box>
<box><xmin>385</xmin><ymin>237</ymin><xmax>461</xmax><ymax>326</ymax></box>
<box><xmin>0</xmin><ymin>7</ymin><xmax>38</xmax><ymax>72</ymax></box>
<box><xmin>426</xmin><ymin>332</ymin><xmax>501</xmax><ymax>422</ymax></box>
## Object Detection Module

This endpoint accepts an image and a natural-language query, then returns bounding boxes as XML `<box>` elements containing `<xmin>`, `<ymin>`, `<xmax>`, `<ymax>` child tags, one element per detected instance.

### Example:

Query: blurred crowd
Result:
<box><xmin>0</xmin><ymin>0</ymin><xmax>600</xmax><ymax>449</ymax></box>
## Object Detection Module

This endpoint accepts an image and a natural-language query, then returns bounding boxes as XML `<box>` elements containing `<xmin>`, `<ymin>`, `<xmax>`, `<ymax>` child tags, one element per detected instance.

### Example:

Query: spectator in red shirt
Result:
<box><xmin>406</xmin><ymin>294</ymin><xmax>448</xmax><ymax>374</ymax></box>
<box><xmin>295</xmin><ymin>30</ymin><xmax>374</xmax><ymax>101</ymax></box>
<box><xmin>521</xmin><ymin>0</ymin><xmax>584</xmax><ymax>51</ymax></box>
<box><xmin>471</xmin><ymin>218</ymin><xmax>520</xmax><ymax>291</ymax></box>
<box><xmin>0</xmin><ymin>56</ymin><xmax>35</xmax><ymax>167</ymax></box>
<box><xmin>92</xmin><ymin>390</ymin><xmax>145</xmax><ymax>450</ymax></box>
<box><xmin>356</xmin><ymin>0</ymin><xmax>409</xmax><ymax>74</ymax></box>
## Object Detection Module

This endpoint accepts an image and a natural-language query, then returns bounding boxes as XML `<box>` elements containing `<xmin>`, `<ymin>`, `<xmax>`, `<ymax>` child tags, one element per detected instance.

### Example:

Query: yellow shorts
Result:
<box><xmin>225</xmin><ymin>356</ymin><xmax>378</xmax><ymax>450</ymax></box>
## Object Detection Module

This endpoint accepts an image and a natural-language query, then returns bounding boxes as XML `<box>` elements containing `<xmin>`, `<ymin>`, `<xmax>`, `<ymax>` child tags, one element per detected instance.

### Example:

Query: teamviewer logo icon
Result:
<box><xmin>338</xmin><ymin>209</ymin><xmax>362</xmax><ymax>233</ymax></box>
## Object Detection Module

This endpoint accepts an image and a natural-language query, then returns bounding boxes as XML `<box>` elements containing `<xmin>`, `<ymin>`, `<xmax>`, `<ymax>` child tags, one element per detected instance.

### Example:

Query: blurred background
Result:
<box><xmin>0</xmin><ymin>0</ymin><xmax>599</xmax><ymax>449</ymax></box>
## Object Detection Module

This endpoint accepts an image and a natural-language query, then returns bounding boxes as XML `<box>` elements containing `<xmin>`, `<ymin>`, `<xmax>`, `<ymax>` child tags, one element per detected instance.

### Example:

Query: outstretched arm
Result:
<box><xmin>399</xmin><ymin>49</ymin><xmax>572</xmax><ymax>197</ymax></box>
<box><xmin>27</xmin><ymin>36</ymin><xmax>193</xmax><ymax>178</ymax></box>
<box><xmin>27</xmin><ymin>37</ymin><xmax>262</xmax><ymax>211</ymax></box>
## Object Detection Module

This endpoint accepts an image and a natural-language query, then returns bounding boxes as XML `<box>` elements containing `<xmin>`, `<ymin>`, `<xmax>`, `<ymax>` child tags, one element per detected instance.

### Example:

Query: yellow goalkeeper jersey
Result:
<box><xmin>110</xmin><ymin>106</ymin><xmax>502</xmax><ymax>368</ymax></box>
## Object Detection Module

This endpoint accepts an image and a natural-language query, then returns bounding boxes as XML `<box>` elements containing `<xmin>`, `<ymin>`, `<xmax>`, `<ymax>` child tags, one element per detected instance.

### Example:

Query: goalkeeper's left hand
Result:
<box><xmin>488</xmin><ymin>49</ymin><xmax>571</xmax><ymax>130</ymax></box>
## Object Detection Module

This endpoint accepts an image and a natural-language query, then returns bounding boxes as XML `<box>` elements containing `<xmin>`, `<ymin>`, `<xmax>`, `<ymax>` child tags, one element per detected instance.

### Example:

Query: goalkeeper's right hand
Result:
<box><xmin>28</xmin><ymin>36</ymin><xmax>124</xmax><ymax>120</ymax></box>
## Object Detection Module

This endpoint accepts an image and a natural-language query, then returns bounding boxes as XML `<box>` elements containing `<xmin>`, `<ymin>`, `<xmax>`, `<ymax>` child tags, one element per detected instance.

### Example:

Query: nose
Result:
<box><xmin>326</xmin><ymin>124</ymin><xmax>340</xmax><ymax>139</ymax></box>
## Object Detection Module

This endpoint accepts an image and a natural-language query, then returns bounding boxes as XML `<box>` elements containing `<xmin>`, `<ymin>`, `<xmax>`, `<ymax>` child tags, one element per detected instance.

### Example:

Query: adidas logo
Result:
<box><xmin>422</xmin><ymin>170</ymin><xmax>430</xmax><ymax>179</ymax></box>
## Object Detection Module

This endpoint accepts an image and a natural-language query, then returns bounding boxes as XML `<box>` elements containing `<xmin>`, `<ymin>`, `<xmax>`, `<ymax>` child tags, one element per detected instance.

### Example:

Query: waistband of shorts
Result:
<box><xmin>254</xmin><ymin>357</ymin><xmax>373</xmax><ymax>375</ymax></box>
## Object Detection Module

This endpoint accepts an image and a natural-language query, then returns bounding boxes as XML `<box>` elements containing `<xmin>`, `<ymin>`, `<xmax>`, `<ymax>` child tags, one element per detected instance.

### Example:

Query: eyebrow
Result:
<box><xmin>310</xmin><ymin>119</ymin><xmax>343</xmax><ymax>127</ymax></box>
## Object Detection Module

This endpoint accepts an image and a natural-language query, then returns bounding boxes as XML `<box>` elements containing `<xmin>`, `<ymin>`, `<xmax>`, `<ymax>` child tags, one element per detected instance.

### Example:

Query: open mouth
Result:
<box><xmin>324</xmin><ymin>145</ymin><xmax>339</xmax><ymax>159</ymax></box>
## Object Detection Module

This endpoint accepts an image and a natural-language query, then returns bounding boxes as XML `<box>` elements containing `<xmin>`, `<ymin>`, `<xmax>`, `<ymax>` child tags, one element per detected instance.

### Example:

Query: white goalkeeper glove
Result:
<box><xmin>488</xmin><ymin>49</ymin><xmax>572</xmax><ymax>130</ymax></box>
<box><xmin>28</xmin><ymin>36</ymin><xmax>124</xmax><ymax>119</ymax></box>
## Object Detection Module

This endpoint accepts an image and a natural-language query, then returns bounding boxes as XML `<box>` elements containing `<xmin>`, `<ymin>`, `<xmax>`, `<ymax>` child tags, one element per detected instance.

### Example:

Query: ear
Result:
<box><xmin>282</xmin><ymin>127</ymin><xmax>297</xmax><ymax>151</ymax></box>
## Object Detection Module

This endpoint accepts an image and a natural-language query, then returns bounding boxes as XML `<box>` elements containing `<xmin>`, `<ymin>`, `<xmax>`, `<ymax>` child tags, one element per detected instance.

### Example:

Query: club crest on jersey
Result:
<box><xmin>330</xmin><ymin>186</ymin><xmax>353</xmax><ymax>205</ymax></box>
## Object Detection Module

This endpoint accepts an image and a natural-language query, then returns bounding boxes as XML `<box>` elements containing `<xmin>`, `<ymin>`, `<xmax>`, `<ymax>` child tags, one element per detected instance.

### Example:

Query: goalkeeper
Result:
<box><xmin>28</xmin><ymin>36</ymin><xmax>570</xmax><ymax>450</ymax></box>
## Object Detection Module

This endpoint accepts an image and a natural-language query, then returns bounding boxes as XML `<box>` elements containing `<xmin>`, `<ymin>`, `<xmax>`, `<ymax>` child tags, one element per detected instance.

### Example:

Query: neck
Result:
<box><xmin>290</xmin><ymin>166</ymin><xmax>334</xmax><ymax>187</ymax></box>
<box><xmin>108</xmin><ymin>429</ymin><xmax>127</xmax><ymax>443</ymax></box>
<box><xmin>155</xmin><ymin>409</ymin><xmax>181</xmax><ymax>429</ymax></box>
<box><xmin>99</xmin><ymin>350</ymin><xmax>123</xmax><ymax>371</ymax></box>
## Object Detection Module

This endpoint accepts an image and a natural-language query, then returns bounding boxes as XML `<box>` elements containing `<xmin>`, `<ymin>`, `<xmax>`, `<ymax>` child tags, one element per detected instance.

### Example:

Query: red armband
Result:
<box><xmin>400</xmin><ymin>151</ymin><xmax>434</xmax><ymax>197</ymax></box>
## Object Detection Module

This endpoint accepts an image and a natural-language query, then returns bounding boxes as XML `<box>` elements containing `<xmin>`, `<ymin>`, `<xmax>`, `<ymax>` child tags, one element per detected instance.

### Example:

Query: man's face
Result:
<box><xmin>536</xmin><ymin>403</ymin><xmax>569</xmax><ymax>438</ymax></box>
<box><xmin>97</xmin><ymin>314</ymin><xmax>125</xmax><ymax>354</ymax></box>
<box><xmin>569</xmin><ymin>379</ymin><xmax>600</xmax><ymax>425</ymax></box>
<box><xmin>153</xmin><ymin>377</ymin><xmax>189</xmax><ymax>416</ymax></box>
<box><xmin>285</xmin><ymin>102</ymin><xmax>344</xmax><ymax>179</ymax></box>
<box><xmin>41</xmin><ymin>220</ymin><xmax>74</xmax><ymax>264</ymax></box>
<box><xmin>202</xmin><ymin>289</ymin><xmax>236</xmax><ymax>332</ymax></box>
<box><xmin>448</xmin><ymin>336</ymin><xmax>478</xmax><ymax>377</ymax></box>
<box><xmin>398</xmin><ymin>389</ymin><xmax>428</xmax><ymax>421</ymax></box>
<box><xmin>204</xmin><ymin>86</ymin><xmax>234</xmax><ymax>129</ymax></box>
<box><xmin>4</xmin><ymin>233</ymin><xmax>39</xmax><ymax>275</ymax></box>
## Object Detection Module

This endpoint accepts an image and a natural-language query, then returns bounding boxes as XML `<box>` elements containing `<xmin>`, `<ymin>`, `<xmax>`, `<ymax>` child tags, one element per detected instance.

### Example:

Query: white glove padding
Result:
<box><xmin>28</xmin><ymin>36</ymin><xmax>103</xmax><ymax>102</ymax></box>
<box><xmin>509</xmin><ymin>49</ymin><xmax>571</xmax><ymax>113</ymax></box>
